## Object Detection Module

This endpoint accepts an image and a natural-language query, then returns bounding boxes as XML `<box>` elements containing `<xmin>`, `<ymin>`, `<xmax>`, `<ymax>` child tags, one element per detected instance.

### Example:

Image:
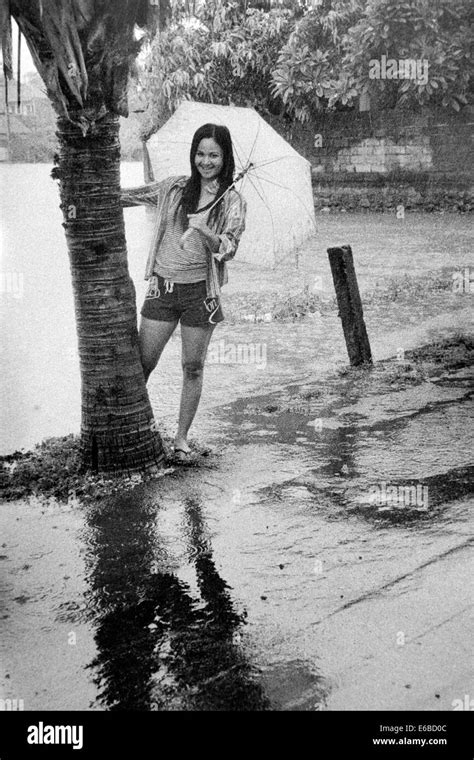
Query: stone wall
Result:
<box><xmin>312</xmin><ymin>172</ymin><xmax>472</xmax><ymax>213</ymax></box>
<box><xmin>267</xmin><ymin>106</ymin><xmax>473</xmax><ymax>211</ymax></box>
<box><xmin>329</xmin><ymin>134</ymin><xmax>433</xmax><ymax>174</ymax></box>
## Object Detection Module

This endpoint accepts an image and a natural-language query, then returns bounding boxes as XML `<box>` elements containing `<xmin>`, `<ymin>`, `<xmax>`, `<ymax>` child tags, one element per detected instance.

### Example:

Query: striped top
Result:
<box><xmin>155</xmin><ymin>203</ymin><xmax>209</xmax><ymax>283</ymax></box>
<box><xmin>121</xmin><ymin>176</ymin><xmax>247</xmax><ymax>299</ymax></box>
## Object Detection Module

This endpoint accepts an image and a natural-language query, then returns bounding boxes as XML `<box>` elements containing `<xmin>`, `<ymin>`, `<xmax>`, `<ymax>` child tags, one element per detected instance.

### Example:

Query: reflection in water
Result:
<box><xmin>317</xmin><ymin>422</ymin><xmax>359</xmax><ymax>479</ymax></box>
<box><xmin>84</xmin><ymin>488</ymin><xmax>269</xmax><ymax>710</ymax></box>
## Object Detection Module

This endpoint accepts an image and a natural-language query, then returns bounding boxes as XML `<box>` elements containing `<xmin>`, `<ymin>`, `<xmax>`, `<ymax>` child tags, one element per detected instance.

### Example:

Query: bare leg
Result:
<box><xmin>175</xmin><ymin>323</ymin><xmax>215</xmax><ymax>452</ymax></box>
<box><xmin>139</xmin><ymin>316</ymin><xmax>178</xmax><ymax>382</ymax></box>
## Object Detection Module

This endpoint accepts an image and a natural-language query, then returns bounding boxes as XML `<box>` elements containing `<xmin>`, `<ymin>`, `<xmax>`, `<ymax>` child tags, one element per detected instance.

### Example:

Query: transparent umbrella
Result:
<box><xmin>145</xmin><ymin>100</ymin><xmax>317</xmax><ymax>268</ymax></box>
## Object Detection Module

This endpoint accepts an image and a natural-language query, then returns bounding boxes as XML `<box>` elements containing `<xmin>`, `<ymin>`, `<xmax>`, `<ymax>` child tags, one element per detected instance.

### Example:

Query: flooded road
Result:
<box><xmin>1</xmin><ymin>163</ymin><xmax>473</xmax><ymax>452</ymax></box>
<box><xmin>1</xmin><ymin>163</ymin><xmax>473</xmax><ymax>711</ymax></box>
<box><xmin>1</xmin><ymin>350</ymin><xmax>472</xmax><ymax>710</ymax></box>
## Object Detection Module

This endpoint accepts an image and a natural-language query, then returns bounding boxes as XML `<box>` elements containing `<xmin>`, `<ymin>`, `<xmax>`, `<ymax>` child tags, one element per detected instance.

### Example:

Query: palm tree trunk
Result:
<box><xmin>55</xmin><ymin>113</ymin><xmax>164</xmax><ymax>474</ymax></box>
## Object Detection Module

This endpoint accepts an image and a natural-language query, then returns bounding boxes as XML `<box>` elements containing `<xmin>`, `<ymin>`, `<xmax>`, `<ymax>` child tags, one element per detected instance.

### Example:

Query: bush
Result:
<box><xmin>9</xmin><ymin>132</ymin><xmax>57</xmax><ymax>162</ymax></box>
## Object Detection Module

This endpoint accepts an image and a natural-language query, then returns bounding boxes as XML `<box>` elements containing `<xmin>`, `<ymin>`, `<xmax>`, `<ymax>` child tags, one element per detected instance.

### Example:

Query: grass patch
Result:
<box><xmin>0</xmin><ymin>434</ymin><xmax>174</xmax><ymax>504</ymax></box>
<box><xmin>224</xmin><ymin>289</ymin><xmax>336</xmax><ymax>323</ymax></box>
<box><xmin>224</xmin><ymin>269</ymin><xmax>456</xmax><ymax>323</ymax></box>
<box><xmin>364</xmin><ymin>269</ymin><xmax>452</xmax><ymax>304</ymax></box>
<box><xmin>0</xmin><ymin>435</ymin><xmax>82</xmax><ymax>502</ymax></box>
<box><xmin>407</xmin><ymin>333</ymin><xmax>474</xmax><ymax>369</ymax></box>
<box><xmin>337</xmin><ymin>334</ymin><xmax>473</xmax><ymax>393</ymax></box>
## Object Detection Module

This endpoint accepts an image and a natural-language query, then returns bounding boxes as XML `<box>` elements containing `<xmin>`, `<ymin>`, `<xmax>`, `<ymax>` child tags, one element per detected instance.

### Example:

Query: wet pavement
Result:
<box><xmin>1</xmin><ymin>322</ymin><xmax>472</xmax><ymax>711</ymax></box>
<box><xmin>1</xmin><ymin>165</ymin><xmax>473</xmax><ymax>709</ymax></box>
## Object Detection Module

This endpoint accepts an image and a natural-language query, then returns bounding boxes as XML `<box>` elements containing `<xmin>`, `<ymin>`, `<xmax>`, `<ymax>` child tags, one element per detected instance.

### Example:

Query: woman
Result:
<box><xmin>122</xmin><ymin>124</ymin><xmax>246</xmax><ymax>462</ymax></box>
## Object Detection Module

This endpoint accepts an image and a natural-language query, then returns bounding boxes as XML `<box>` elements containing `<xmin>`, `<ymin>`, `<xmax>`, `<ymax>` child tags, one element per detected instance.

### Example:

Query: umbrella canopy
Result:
<box><xmin>145</xmin><ymin>101</ymin><xmax>316</xmax><ymax>266</ymax></box>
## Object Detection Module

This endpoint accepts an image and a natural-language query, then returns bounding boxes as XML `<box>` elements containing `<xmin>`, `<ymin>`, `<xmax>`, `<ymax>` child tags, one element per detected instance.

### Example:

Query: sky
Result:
<box><xmin>5</xmin><ymin>19</ymin><xmax>37</xmax><ymax>79</ymax></box>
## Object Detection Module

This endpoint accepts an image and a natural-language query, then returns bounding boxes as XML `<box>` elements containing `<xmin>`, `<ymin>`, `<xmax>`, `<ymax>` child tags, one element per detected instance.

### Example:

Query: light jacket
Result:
<box><xmin>121</xmin><ymin>175</ymin><xmax>247</xmax><ymax>299</ymax></box>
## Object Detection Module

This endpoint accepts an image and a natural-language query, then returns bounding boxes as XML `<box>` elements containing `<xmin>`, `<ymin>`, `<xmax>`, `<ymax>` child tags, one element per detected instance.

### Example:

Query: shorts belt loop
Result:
<box><xmin>164</xmin><ymin>279</ymin><xmax>174</xmax><ymax>294</ymax></box>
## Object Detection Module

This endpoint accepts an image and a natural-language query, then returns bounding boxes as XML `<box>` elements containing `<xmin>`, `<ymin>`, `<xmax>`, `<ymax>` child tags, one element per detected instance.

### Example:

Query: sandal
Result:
<box><xmin>173</xmin><ymin>447</ymin><xmax>198</xmax><ymax>465</ymax></box>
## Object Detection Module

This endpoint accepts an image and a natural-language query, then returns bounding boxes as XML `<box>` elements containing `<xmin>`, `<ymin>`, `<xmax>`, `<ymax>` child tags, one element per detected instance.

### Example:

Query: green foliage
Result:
<box><xmin>139</xmin><ymin>0</ymin><xmax>472</xmax><ymax>135</ymax></box>
<box><xmin>271</xmin><ymin>2</ymin><xmax>364</xmax><ymax>121</ymax></box>
<box><xmin>271</xmin><ymin>42</ymin><xmax>333</xmax><ymax>122</ymax></box>
<box><xmin>273</xmin><ymin>0</ymin><xmax>472</xmax><ymax>119</ymax></box>
<box><xmin>345</xmin><ymin>0</ymin><xmax>473</xmax><ymax>111</ymax></box>
<box><xmin>139</xmin><ymin>1</ymin><xmax>295</xmax><ymax>137</ymax></box>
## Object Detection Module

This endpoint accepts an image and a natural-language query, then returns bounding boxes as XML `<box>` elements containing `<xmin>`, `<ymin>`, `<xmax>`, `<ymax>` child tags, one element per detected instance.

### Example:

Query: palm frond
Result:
<box><xmin>7</xmin><ymin>0</ymin><xmax>165</xmax><ymax>129</ymax></box>
<box><xmin>0</xmin><ymin>0</ymin><xmax>13</xmax><ymax>80</ymax></box>
<box><xmin>41</xmin><ymin>1</ymin><xmax>89</xmax><ymax>106</ymax></box>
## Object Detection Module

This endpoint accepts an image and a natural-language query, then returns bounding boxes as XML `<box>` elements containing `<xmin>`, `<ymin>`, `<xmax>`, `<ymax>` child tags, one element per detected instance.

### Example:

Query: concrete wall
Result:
<box><xmin>330</xmin><ymin>134</ymin><xmax>433</xmax><ymax>173</ymax></box>
<box><xmin>267</xmin><ymin>106</ymin><xmax>473</xmax><ymax>211</ymax></box>
<box><xmin>279</xmin><ymin>106</ymin><xmax>474</xmax><ymax>178</ymax></box>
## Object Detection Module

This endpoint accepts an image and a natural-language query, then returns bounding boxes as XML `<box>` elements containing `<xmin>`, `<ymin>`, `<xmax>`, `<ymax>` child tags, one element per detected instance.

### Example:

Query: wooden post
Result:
<box><xmin>327</xmin><ymin>245</ymin><xmax>372</xmax><ymax>366</ymax></box>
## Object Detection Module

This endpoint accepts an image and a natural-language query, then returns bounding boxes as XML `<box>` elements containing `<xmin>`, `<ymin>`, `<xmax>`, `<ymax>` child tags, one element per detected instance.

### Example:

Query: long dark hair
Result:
<box><xmin>179</xmin><ymin>124</ymin><xmax>235</xmax><ymax>229</ymax></box>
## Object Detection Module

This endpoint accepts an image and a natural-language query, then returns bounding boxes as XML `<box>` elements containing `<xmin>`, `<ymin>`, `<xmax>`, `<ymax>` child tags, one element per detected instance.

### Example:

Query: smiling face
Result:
<box><xmin>194</xmin><ymin>138</ymin><xmax>224</xmax><ymax>181</ymax></box>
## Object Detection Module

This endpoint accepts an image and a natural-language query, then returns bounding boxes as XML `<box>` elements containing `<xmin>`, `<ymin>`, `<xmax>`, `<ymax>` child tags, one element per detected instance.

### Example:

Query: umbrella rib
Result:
<box><xmin>250</xmin><ymin>170</ymin><xmax>318</xmax><ymax>233</ymax></box>
<box><xmin>248</xmin><ymin>167</ymin><xmax>278</xmax><ymax>247</ymax></box>
<box><xmin>246</xmin><ymin>111</ymin><xmax>261</xmax><ymax>170</ymax></box>
<box><xmin>245</xmin><ymin>171</ymin><xmax>277</xmax><ymax>259</ymax></box>
<box><xmin>232</xmin><ymin>141</ymin><xmax>246</xmax><ymax>173</ymax></box>
<box><xmin>249</xmin><ymin>154</ymin><xmax>296</xmax><ymax>170</ymax></box>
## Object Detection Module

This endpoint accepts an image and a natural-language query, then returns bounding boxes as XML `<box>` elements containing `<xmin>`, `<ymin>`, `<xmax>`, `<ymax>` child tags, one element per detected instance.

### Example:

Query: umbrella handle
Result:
<box><xmin>203</xmin><ymin>163</ymin><xmax>253</xmax><ymax>215</ymax></box>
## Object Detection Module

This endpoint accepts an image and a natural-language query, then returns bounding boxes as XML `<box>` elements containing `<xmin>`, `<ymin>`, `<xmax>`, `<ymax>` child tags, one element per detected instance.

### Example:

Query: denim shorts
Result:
<box><xmin>140</xmin><ymin>275</ymin><xmax>224</xmax><ymax>326</ymax></box>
